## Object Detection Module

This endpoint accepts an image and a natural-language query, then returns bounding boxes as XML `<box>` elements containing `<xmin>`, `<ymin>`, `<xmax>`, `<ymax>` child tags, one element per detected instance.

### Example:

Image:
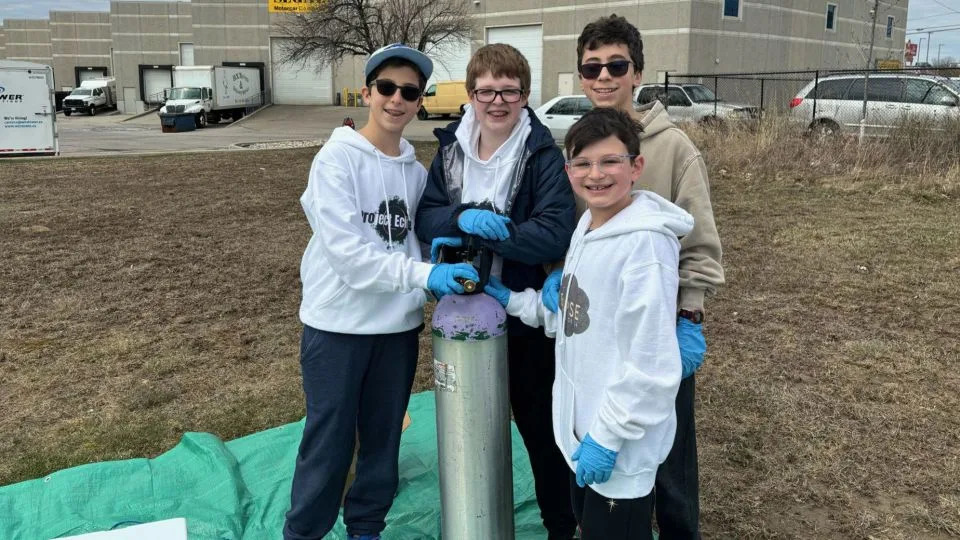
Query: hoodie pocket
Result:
<box><xmin>302</xmin><ymin>260</ymin><xmax>349</xmax><ymax>310</ymax></box>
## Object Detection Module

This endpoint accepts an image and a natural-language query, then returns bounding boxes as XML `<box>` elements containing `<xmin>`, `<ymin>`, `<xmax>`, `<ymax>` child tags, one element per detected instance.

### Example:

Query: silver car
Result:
<box><xmin>789</xmin><ymin>73</ymin><xmax>960</xmax><ymax>137</ymax></box>
<box><xmin>634</xmin><ymin>83</ymin><xmax>759</xmax><ymax>124</ymax></box>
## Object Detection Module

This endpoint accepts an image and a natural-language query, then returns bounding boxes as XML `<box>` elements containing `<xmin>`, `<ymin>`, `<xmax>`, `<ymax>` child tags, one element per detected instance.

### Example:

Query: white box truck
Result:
<box><xmin>62</xmin><ymin>77</ymin><xmax>117</xmax><ymax>116</ymax></box>
<box><xmin>158</xmin><ymin>65</ymin><xmax>262</xmax><ymax>130</ymax></box>
<box><xmin>0</xmin><ymin>60</ymin><xmax>58</xmax><ymax>157</ymax></box>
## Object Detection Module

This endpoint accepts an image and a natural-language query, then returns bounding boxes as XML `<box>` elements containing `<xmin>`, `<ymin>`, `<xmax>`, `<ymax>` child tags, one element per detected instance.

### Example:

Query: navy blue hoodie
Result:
<box><xmin>415</xmin><ymin>107</ymin><xmax>576</xmax><ymax>336</ymax></box>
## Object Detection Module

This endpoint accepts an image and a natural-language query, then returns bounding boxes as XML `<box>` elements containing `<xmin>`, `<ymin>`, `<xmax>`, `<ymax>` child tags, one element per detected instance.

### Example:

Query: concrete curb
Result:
<box><xmin>121</xmin><ymin>108</ymin><xmax>160</xmax><ymax>122</ymax></box>
<box><xmin>226</xmin><ymin>103</ymin><xmax>274</xmax><ymax>128</ymax></box>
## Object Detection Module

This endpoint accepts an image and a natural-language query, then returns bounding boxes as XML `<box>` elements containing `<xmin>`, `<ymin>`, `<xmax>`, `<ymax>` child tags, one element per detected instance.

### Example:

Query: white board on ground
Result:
<box><xmin>53</xmin><ymin>518</ymin><xmax>187</xmax><ymax>540</ymax></box>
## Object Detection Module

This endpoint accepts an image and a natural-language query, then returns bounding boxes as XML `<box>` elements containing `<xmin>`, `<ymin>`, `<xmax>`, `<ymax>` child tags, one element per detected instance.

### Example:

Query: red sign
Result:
<box><xmin>905</xmin><ymin>40</ymin><xmax>917</xmax><ymax>63</ymax></box>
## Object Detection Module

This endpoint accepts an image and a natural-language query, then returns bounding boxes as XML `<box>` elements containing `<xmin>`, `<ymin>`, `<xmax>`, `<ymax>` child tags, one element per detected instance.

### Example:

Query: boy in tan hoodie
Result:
<box><xmin>541</xmin><ymin>14</ymin><xmax>725</xmax><ymax>540</ymax></box>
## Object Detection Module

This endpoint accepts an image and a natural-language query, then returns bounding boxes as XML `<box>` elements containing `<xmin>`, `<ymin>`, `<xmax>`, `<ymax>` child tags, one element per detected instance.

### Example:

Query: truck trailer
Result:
<box><xmin>62</xmin><ymin>77</ymin><xmax>117</xmax><ymax>116</ymax></box>
<box><xmin>0</xmin><ymin>60</ymin><xmax>58</xmax><ymax>156</ymax></box>
<box><xmin>158</xmin><ymin>65</ymin><xmax>262</xmax><ymax>130</ymax></box>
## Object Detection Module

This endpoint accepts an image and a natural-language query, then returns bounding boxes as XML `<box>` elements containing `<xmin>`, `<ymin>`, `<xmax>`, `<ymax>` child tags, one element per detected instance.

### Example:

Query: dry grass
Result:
<box><xmin>1</xmin><ymin>128</ymin><xmax>958</xmax><ymax>538</ymax></box>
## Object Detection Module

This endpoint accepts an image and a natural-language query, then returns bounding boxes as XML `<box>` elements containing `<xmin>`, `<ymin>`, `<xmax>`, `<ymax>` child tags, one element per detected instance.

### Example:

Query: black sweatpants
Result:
<box><xmin>283</xmin><ymin>324</ymin><xmax>419</xmax><ymax>540</ymax></box>
<box><xmin>508</xmin><ymin>332</ymin><xmax>578</xmax><ymax>539</ymax></box>
<box><xmin>653</xmin><ymin>374</ymin><xmax>700</xmax><ymax>540</ymax></box>
<box><xmin>569</xmin><ymin>473</ymin><xmax>655</xmax><ymax>540</ymax></box>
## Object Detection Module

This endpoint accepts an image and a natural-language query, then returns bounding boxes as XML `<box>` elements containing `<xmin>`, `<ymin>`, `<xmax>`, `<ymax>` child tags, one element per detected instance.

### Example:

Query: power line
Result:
<box><xmin>931</xmin><ymin>0</ymin><xmax>960</xmax><ymax>16</ymax></box>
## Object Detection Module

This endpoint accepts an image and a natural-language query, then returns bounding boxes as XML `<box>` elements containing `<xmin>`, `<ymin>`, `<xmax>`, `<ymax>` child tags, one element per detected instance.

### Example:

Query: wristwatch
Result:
<box><xmin>677</xmin><ymin>309</ymin><xmax>704</xmax><ymax>324</ymax></box>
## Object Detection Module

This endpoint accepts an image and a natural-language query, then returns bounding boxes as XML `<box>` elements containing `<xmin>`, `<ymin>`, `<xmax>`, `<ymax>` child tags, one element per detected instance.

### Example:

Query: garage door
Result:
<box><xmin>78</xmin><ymin>69</ymin><xmax>107</xmax><ymax>85</ymax></box>
<box><xmin>271</xmin><ymin>38</ymin><xmax>332</xmax><ymax>105</ymax></box>
<box><xmin>486</xmin><ymin>25</ymin><xmax>542</xmax><ymax>107</ymax></box>
<box><xmin>429</xmin><ymin>37</ymin><xmax>471</xmax><ymax>84</ymax></box>
<box><xmin>142</xmin><ymin>67</ymin><xmax>172</xmax><ymax>104</ymax></box>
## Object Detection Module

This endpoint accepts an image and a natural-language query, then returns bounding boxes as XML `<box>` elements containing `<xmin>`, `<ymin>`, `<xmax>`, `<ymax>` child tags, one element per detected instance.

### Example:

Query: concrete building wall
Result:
<box><xmin>686</xmin><ymin>0</ymin><xmax>908</xmax><ymax>73</ymax></box>
<box><xmin>0</xmin><ymin>31</ymin><xmax>6</xmax><ymax>59</ymax></box>
<box><xmin>193</xmin><ymin>0</ymin><xmax>270</xmax><ymax>93</ymax></box>
<box><xmin>50</xmin><ymin>11</ymin><xmax>112</xmax><ymax>90</ymax></box>
<box><xmin>472</xmin><ymin>1</ymin><xmax>694</xmax><ymax>104</ymax></box>
<box><xmin>110</xmin><ymin>1</ymin><xmax>192</xmax><ymax>111</ymax></box>
<box><xmin>3</xmin><ymin>19</ymin><xmax>53</xmax><ymax>67</ymax></box>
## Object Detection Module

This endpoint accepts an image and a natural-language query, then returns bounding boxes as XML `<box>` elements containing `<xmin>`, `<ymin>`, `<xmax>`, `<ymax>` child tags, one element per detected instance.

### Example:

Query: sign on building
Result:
<box><xmin>268</xmin><ymin>0</ymin><xmax>325</xmax><ymax>12</ymax></box>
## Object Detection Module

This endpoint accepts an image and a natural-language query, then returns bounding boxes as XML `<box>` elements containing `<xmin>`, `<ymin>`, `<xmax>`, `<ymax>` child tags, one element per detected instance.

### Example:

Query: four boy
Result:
<box><xmin>289</xmin><ymin>13</ymin><xmax>724</xmax><ymax>540</ymax></box>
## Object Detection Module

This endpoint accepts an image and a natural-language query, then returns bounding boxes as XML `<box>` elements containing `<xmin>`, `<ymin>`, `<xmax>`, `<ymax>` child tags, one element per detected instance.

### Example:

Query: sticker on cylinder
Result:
<box><xmin>433</xmin><ymin>358</ymin><xmax>458</xmax><ymax>392</ymax></box>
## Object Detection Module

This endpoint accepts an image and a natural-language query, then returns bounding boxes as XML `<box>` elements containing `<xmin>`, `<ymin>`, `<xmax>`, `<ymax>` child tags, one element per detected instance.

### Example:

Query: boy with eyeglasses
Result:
<box><xmin>541</xmin><ymin>14</ymin><xmax>725</xmax><ymax>540</ymax></box>
<box><xmin>483</xmin><ymin>106</ymin><xmax>693</xmax><ymax>540</ymax></box>
<box><xmin>415</xmin><ymin>43</ymin><xmax>578</xmax><ymax>539</ymax></box>
<box><xmin>285</xmin><ymin>43</ymin><xmax>480</xmax><ymax>540</ymax></box>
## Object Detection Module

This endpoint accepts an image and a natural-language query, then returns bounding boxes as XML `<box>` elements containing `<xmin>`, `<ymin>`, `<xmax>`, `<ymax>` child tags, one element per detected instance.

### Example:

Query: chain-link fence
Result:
<box><xmin>643</xmin><ymin>66</ymin><xmax>960</xmax><ymax>136</ymax></box>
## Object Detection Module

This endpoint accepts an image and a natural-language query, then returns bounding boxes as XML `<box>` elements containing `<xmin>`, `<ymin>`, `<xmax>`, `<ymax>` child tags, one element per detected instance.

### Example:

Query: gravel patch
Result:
<box><xmin>235</xmin><ymin>139</ymin><xmax>322</xmax><ymax>150</ymax></box>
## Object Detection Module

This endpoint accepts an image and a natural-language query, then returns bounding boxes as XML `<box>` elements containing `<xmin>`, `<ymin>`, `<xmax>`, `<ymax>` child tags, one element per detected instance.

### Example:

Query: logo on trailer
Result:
<box><xmin>232</xmin><ymin>72</ymin><xmax>251</xmax><ymax>95</ymax></box>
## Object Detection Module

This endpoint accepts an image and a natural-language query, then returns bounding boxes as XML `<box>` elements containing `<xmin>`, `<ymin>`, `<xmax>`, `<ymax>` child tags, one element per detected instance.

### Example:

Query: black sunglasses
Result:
<box><xmin>578</xmin><ymin>60</ymin><xmax>633</xmax><ymax>80</ymax></box>
<box><xmin>371</xmin><ymin>79</ymin><xmax>422</xmax><ymax>101</ymax></box>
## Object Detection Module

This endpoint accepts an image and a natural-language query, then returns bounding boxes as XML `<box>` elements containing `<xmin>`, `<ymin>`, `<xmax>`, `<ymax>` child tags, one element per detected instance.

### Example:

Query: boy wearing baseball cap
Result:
<box><xmin>284</xmin><ymin>44</ymin><xmax>478</xmax><ymax>540</ymax></box>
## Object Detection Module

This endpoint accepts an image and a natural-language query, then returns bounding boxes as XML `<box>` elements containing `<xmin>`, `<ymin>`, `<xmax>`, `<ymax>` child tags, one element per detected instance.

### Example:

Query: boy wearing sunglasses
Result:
<box><xmin>415</xmin><ymin>43</ymin><xmax>577</xmax><ymax>539</ymax></box>
<box><xmin>285</xmin><ymin>43</ymin><xmax>480</xmax><ymax>540</ymax></box>
<box><xmin>558</xmin><ymin>14</ymin><xmax>725</xmax><ymax>540</ymax></box>
<box><xmin>484</xmin><ymin>106</ymin><xmax>693</xmax><ymax>540</ymax></box>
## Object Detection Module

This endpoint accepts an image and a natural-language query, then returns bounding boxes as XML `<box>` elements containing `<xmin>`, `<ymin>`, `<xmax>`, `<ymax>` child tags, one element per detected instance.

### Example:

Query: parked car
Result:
<box><xmin>789</xmin><ymin>73</ymin><xmax>960</xmax><ymax>137</ymax></box>
<box><xmin>533</xmin><ymin>94</ymin><xmax>593</xmax><ymax>143</ymax></box>
<box><xmin>634</xmin><ymin>83</ymin><xmax>758</xmax><ymax>124</ymax></box>
<box><xmin>418</xmin><ymin>80</ymin><xmax>469</xmax><ymax>120</ymax></box>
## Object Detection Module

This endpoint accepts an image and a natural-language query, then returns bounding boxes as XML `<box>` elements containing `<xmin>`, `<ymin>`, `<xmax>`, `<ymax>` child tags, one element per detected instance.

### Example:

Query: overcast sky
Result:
<box><xmin>2</xmin><ymin>0</ymin><xmax>959</xmax><ymax>64</ymax></box>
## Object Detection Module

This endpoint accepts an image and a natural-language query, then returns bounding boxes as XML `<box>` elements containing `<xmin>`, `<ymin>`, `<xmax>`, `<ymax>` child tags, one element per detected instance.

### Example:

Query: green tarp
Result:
<box><xmin>0</xmin><ymin>392</ymin><xmax>548</xmax><ymax>539</ymax></box>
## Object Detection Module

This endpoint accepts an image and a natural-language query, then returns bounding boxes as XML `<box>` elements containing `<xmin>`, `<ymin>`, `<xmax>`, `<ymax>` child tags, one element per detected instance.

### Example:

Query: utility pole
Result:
<box><xmin>937</xmin><ymin>43</ymin><xmax>943</xmax><ymax>65</ymax></box>
<box><xmin>860</xmin><ymin>0</ymin><xmax>880</xmax><ymax>143</ymax></box>
<box><xmin>926</xmin><ymin>31</ymin><xmax>932</xmax><ymax>63</ymax></box>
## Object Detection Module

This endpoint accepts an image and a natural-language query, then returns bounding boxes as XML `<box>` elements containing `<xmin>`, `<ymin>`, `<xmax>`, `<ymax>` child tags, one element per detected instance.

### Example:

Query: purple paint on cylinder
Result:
<box><xmin>431</xmin><ymin>293</ymin><xmax>507</xmax><ymax>342</ymax></box>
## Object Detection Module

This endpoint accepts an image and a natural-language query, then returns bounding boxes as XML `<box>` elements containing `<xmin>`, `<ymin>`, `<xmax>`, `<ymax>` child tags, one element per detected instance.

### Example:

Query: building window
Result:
<box><xmin>886</xmin><ymin>16</ymin><xmax>894</xmax><ymax>39</ymax></box>
<box><xmin>825</xmin><ymin>4</ymin><xmax>837</xmax><ymax>31</ymax></box>
<box><xmin>723</xmin><ymin>0</ymin><xmax>740</xmax><ymax>18</ymax></box>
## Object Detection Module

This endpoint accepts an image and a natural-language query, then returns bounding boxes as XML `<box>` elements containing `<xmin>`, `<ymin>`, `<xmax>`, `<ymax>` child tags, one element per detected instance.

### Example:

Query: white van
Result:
<box><xmin>0</xmin><ymin>60</ymin><xmax>58</xmax><ymax>156</ymax></box>
<box><xmin>789</xmin><ymin>73</ymin><xmax>960</xmax><ymax>137</ymax></box>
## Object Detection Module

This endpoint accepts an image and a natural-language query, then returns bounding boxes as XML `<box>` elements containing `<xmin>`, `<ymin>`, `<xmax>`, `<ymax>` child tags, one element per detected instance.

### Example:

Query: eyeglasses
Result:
<box><xmin>472</xmin><ymin>88</ymin><xmax>525</xmax><ymax>103</ymax></box>
<box><xmin>371</xmin><ymin>79</ymin><xmax>422</xmax><ymax>102</ymax></box>
<box><xmin>565</xmin><ymin>154</ymin><xmax>636</xmax><ymax>178</ymax></box>
<box><xmin>578</xmin><ymin>60</ymin><xmax>633</xmax><ymax>80</ymax></box>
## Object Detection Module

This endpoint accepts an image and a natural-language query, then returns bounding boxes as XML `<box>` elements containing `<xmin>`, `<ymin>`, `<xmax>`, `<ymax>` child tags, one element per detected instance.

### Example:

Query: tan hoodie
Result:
<box><xmin>573</xmin><ymin>100</ymin><xmax>725</xmax><ymax>312</ymax></box>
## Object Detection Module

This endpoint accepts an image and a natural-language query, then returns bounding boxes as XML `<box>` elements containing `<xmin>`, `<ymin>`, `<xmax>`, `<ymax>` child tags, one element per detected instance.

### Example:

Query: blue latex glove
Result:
<box><xmin>427</xmin><ymin>263</ymin><xmax>480</xmax><ymax>298</ymax></box>
<box><xmin>571</xmin><ymin>433</ymin><xmax>618</xmax><ymax>487</ymax></box>
<box><xmin>677</xmin><ymin>317</ymin><xmax>707</xmax><ymax>379</ymax></box>
<box><xmin>430</xmin><ymin>236</ymin><xmax>463</xmax><ymax>263</ymax></box>
<box><xmin>457</xmin><ymin>209</ymin><xmax>511</xmax><ymax>241</ymax></box>
<box><xmin>482</xmin><ymin>275</ymin><xmax>511</xmax><ymax>307</ymax></box>
<box><xmin>541</xmin><ymin>269</ymin><xmax>563</xmax><ymax>313</ymax></box>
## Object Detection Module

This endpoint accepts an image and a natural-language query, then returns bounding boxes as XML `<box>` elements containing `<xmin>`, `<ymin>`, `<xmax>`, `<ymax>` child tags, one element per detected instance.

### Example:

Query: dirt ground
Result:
<box><xmin>1</xmin><ymin>135</ymin><xmax>958</xmax><ymax>538</ymax></box>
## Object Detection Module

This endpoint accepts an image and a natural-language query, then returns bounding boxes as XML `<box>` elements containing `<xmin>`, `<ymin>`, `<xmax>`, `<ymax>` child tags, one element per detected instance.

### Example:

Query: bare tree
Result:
<box><xmin>275</xmin><ymin>0</ymin><xmax>472</xmax><ymax>70</ymax></box>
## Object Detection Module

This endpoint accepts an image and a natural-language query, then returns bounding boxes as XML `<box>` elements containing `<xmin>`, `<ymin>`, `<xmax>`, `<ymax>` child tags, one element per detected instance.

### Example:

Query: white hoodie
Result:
<box><xmin>455</xmin><ymin>104</ymin><xmax>531</xmax><ymax>277</ymax></box>
<box><xmin>506</xmin><ymin>191</ymin><xmax>694</xmax><ymax>499</ymax></box>
<box><xmin>299</xmin><ymin>127</ymin><xmax>431</xmax><ymax>334</ymax></box>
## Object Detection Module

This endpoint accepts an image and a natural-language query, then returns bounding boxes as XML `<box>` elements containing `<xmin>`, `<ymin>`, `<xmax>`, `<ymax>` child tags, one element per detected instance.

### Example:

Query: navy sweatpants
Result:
<box><xmin>283</xmin><ymin>324</ymin><xmax>419</xmax><ymax>540</ymax></box>
<box><xmin>653</xmin><ymin>373</ymin><xmax>700</xmax><ymax>539</ymax></box>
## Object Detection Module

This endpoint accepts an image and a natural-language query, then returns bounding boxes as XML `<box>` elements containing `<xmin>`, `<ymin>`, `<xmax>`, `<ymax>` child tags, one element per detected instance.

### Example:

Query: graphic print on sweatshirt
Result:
<box><xmin>559</xmin><ymin>274</ymin><xmax>590</xmax><ymax>337</ymax></box>
<box><xmin>361</xmin><ymin>196</ymin><xmax>411</xmax><ymax>247</ymax></box>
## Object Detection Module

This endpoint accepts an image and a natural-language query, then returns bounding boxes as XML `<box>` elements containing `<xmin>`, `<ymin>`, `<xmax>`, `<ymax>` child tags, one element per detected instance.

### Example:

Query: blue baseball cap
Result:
<box><xmin>365</xmin><ymin>43</ymin><xmax>433</xmax><ymax>85</ymax></box>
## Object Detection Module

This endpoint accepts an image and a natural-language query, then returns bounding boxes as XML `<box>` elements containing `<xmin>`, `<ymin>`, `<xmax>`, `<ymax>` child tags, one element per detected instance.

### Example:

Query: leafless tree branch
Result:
<box><xmin>275</xmin><ymin>0</ymin><xmax>471</xmax><ymax>72</ymax></box>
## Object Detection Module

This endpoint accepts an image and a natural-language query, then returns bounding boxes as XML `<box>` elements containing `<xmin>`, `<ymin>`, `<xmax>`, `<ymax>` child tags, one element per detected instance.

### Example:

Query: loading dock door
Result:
<box><xmin>270</xmin><ymin>38</ymin><xmax>332</xmax><ymax>105</ymax></box>
<box><xmin>78</xmin><ymin>68</ymin><xmax>107</xmax><ymax>85</ymax></box>
<box><xmin>142</xmin><ymin>67</ymin><xmax>172</xmax><ymax>104</ymax></box>
<box><xmin>429</xmin><ymin>37</ymin><xmax>471</xmax><ymax>84</ymax></box>
<box><xmin>486</xmin><ymin>25</ymin><xmax>543</xmax><ymax>107</ymax></box>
